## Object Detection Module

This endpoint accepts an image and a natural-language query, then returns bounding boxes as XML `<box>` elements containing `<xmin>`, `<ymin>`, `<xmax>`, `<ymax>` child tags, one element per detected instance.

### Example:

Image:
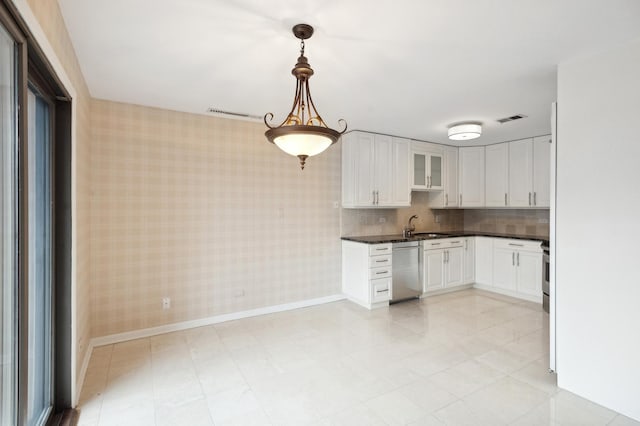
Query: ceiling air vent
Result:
<box><xmin>206</xmin><ymin>107</ymin><xmax>261</xmax><ymax>120</ymax></box>
<box><xmin>497</xmin><ymin>114</ymin><xmax>527</xmax><ymax>124</ymax></box>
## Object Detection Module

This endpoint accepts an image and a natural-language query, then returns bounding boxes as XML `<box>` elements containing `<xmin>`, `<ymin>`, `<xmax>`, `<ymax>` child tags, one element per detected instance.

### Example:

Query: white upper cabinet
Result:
<box><xmin>391</xmin><ymin>137</ymin><xmax>411</xmax><ymax>206</ymax></box>
<box><xmin>427</xmin><ymin>146</ymin><xmax>459</xmax><ymax>208</ymax></box>
<box><xmin>342</xmin><ymin>131</ymin><xmax>410</xmax><ymax>208</ymax></box>
<box><xmin>459</xmin><ymin>147</ymin><xmax>485</xmax><ymax>207</ymax></box>
<box><xmin>509</xmin><ymin>138</ymin><xmax>534</xmax><ymax>207</ymax></box>
<box><xmin>411</xmin><ymin>142</ymin><xmax>443</xmax><ymax>191</ymax></box>
<box><xmin>485</xmin><ymin>143</ymin><xmax>509</xmax><ymax>207</ymax></box>
<box><xmin>532</xmin><ymin>135</ymin><xmax>551</xmax><ymax>207</ymax></box>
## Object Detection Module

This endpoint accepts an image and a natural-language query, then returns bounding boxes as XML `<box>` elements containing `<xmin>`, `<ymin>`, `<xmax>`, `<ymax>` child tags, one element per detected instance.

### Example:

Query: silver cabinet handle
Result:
<box><xmin>508</xmin><ymin>243</ymin><xmax>524</xmax><ymax>247</ymax></box>
<box><xmin>517</xmin><ymin>252</ymin><xmax>520</xmax><ymax>266</ymax></box>
<box><xmin>372</xmin><ymin>190</ymin><xmax>375</xmax><ymax>205</ymax></box>
<box><xmin>375</xmin><ymin>247</ymin><xmax>388</xmax><ymax>251</ymax></box>
<box><xmin>534</xmin><ymin>192</ymin><xmax>537</xmax><ymax>206</ymax></box>
<box><xmin>465</xmin><ymin>239</ymin><xmax>468</xmax><ymax>250</ymax></box>
<box><xmin>445</xmin><ymin>193</ymin><xmax>448</xmax><ymax>206</ymax></box>
<box><xmin>512</xmin><ymin>252</ymin><xmax>515</xmax><ymax>266</ymax></box>
<box><xmin>376</xmin><ymin>289</ymin><xmax>389</xmax><ymax>293</ymax></box>
<box><xmin>528</xmin><ymin>192</ymin><xmax>532</xmax><ymax>206</ymax></box>
<box><xmin>375</xmin><ymin>271</ymin><xmax>389</xmax><ymax>275</ymax></box>
<box><xmin>505</xmin><ymin>193</ymin><xmax>507</xmax><ymax>206</ymax></box>
<box><xmin>450</xmin><ymin>241</ymin><xmax>461</xmax><ymax>244</ymax></box>
<box><xmin>428</xmin><ymin>176</ymin><xmax>431</xmax><ymax>188</ymax></box>
<box><xmin>430</xmin><ymin>242</ymin><xmax>441</xmax><ymax>246</ymax></box>
<box><xmin>460</xmin><ymin>194</ymin><xmax>462</xmax><ymax>205</ymax></box>
<box><xmin>375</xmin><ymin>259</ymin><xmax>388</xmax><ymax>263</ymax></box>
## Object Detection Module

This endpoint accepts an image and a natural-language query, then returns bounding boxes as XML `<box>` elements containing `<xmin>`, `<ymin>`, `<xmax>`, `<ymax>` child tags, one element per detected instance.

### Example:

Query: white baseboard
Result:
<box><xmin>75</xmin><ymin>343</ymin><xmax>94</xmax><ymax>406</ymax></box>
<box><xmin>90</xmin><ymin>294</ymin><xmax>346</xmax><ymax>348</ymax></box>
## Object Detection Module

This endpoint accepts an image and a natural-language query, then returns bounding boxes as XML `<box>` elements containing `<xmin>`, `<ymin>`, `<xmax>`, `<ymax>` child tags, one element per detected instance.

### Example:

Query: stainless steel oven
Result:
<box><xmin>542</xmin><ymin>243</ymin><xmax>550</xmax><ymax>313</ymax></box>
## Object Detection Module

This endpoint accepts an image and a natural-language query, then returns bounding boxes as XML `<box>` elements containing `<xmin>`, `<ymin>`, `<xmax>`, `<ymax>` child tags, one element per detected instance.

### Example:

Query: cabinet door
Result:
<box><xmin>412</xmin><ymin>151</ymin><xmax>428</xmax><ymax>189</ymax></box>
<box><xmin>475</xmin><ymin>237</ymin><xmax>493</xmax><ymax>285</ymax></box>
<box><xmin>354</xmin><ymin>132</ymin><xmax>375</xmax><ymax>206</ymax></box>
<box><xmin>509</xmin><ymin>139</ymin><xmax>533</xmax><ymax>207</ymax></box>
<box><xmin>429</xmin><ymin>153</ymin><xmax>443</xmax><ymax>190</ymax></box>
<box><xmin>493</xmin><ymin>247</ymin><xmax>517</xmax><ymax>291</ymax></box>
<box><xmin>516</xmin><ymin>251</ymin><xmax>542</xmax><ymax>298</ymax></box>
<box><xmin>445</xmin><ymin>147</ymin><xmax>459</xmax><ymax>207</ymax></box>
<box><xmin>424</xmin><ymin>250</ymin><xmax>445</xmax><ymax>292</ymax></box>
<box><xmin>391</xmin><ymin>137</ymin><xmax>411</xmax><ymax>206</ymax></box>
<box><xmin>371</xmin><ymin>277</ymin><xmax>393</xmax><ymax>303</ymax></box>
<box><xmin>373</xmin><ymin>134</ymin><xmax>393</xmax><ymax>205</ymax></box>
<box><xmin>459</xmin><ymin>147</ymin><xmax>485</xmax><ymax>207</ymax></box>
<box><xmin>464</xmin><ymin>237</ymin><xmax>475</xmax><ymax>284</ymax></box>
<box><xmin>532</xmin><ymin>136</ymin><xmax>551</xmax><ymax>208</ymax></box>
<box><xmin>341</xmin><ymin>133</ymin><xmax>356</xmax><ymax>206</ymax></box>
<box><xmin>485</xmin><ymin>143</ymin><xmax>509</xmax><ymax>207</ymax></box>
<box><xmin>445</xmin><ymin>247</ymin><xmax>464</xmax><ymax>287</ymax></box>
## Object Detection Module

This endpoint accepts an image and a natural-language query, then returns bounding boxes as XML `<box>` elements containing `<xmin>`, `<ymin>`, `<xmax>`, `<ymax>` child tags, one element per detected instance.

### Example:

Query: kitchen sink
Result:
<box><xmin>413</xmin><ymin>233</ymin><xmax>451</xmax><ymax>238</ymax></box>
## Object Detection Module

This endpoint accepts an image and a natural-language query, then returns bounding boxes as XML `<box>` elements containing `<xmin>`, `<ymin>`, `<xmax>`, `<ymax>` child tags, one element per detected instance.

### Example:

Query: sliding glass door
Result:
<box><xmin>1</xmin><ymin>20</ymin><xmax>18</xmax><ymax>426</ymax></box>
<box><xmin>26</xmin><ymin>86</ymin><xmax>53</xmax><ymax>426</ymax></box>
<box><xmin>1</xmin><ymin>3</ymin><xmax>66</xmax><ymax>423</ymax></box>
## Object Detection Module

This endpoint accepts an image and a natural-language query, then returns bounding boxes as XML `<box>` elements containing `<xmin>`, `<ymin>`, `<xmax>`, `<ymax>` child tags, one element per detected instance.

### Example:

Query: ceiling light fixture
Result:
<box><xmin>448</xmin><ymin>123</ymin><xmax>482</xmax><ymax>141</ymax></box>
<box><xmin>264</xmin><ymin>24</ymin><xmax>347</xmax><ymax>170</ymax></box>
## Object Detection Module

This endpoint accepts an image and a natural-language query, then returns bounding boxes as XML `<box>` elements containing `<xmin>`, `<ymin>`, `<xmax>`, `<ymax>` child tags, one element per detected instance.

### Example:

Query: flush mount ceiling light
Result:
<box><xmin>448</xmin><ymin>123</ymin><xmax>482</xmax><ymax>141</ymax></box>
<box><xmin>264</xmin><ymin>24</ymin><xmax>347</xmax><ymax>170</ymax></box>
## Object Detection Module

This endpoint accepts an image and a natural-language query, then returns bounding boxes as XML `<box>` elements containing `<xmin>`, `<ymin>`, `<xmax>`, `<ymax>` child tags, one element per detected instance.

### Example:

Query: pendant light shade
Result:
<box><xmin>264</xmin><ymin>24</ymin><xmax>347</xmax><ymax>170</ymax></box>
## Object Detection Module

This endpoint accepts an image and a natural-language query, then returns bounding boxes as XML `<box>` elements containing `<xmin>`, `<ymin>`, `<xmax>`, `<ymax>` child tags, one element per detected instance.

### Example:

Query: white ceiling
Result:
<box><xmin>58</xmin><ymin>0</ymin><xmax>640</xmax><ymax>146</ymax></box>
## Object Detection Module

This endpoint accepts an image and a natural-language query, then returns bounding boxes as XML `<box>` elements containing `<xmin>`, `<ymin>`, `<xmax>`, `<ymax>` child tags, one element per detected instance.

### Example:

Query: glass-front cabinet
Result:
<box><xmin>411</xmin><ymin>147</ymin><xmax>443</xmax><ymax>191</ymax></box>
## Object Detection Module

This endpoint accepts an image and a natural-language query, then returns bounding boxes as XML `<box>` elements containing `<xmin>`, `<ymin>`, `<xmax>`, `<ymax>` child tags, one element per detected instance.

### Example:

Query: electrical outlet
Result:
<box><xmin>434</xmin><ymin>214</ymin><xmax>441</xmax><ymax>223</ymax></box>
<box><xmin>378</xmin><ymin>217</ymin><xmax>386</xmax><ymax>223</ymax></box>
<box><xmin>333</xmin><ymin>201</ymin><xmax>339</xmax><ymax>209</ymax></box>
<box><xmin>538</xmin><ymin>218</ymin><xmax>549</xmax><ymax>224</ymax></box>
<box><xmin>234</xmin><ymin>289</ymin><xmax>245</xmax><ymax>298</ymax></box>
<box><xmin>162</xmin><ymin>297</ymin><xmax>171</xmax><ymax>310</ymax></box>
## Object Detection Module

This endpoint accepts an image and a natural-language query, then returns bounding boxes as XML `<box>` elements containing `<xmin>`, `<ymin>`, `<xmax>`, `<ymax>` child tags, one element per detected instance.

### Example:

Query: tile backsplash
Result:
<box><xmin>341</xmin><ymin>192</ymin><xmax>464</xmax><ymax>236</ymax></box>
<box><xmin>342</xmin><ymin>193</ymin><xmax>549</xmax><ymax>238</ymax></box>
<box><xmin>463</xmin><ymin>209</ymin><xmax>550</xmax><ymax>237</ymax></box>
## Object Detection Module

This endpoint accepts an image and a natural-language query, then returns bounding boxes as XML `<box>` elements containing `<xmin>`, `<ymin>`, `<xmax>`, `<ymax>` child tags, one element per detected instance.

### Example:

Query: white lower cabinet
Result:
<box><xmin>342</xmin><ymin>241</ymin><xmax>393</xmax><ymax>309</ymax></box>
<box><xmin>463</xmin><ymin>237</ymin><xmax>475</xmax><ymax>284</ymax></box>
<box><xmin>423</xmin><ymin>238</ymin><xmax>466</xmax><ymax>293</ymax></box>
<box><xmin>479</xmin><ymin>239</ymin><xmax>543</xmax><ymax>303</ymax></box>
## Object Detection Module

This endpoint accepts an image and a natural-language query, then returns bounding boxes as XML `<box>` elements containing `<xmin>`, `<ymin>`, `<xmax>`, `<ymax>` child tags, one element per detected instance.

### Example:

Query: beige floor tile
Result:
<box><xmin>462</xmin><ymin>376</ymin><xmax>549</xmax><ymax>424</ymax></box>
<box><xmin>364</xmin><ymin>389</ymin><xmax>430</xmax><ymax>426</ymax></box>
<box><xmin>155</xmin><ymin>397</ymin><xmax>213</xmax><ymax>426</ymax></box>
<box><xmin>78</xmin><ymin>289</ymin><xmax>634</xmax><ymax>426</ymax></box>
<box><xmin>428</xmin><ymin>359</ymin><xmax>505</xmax><ymax>398</ymax></box>
<box><xmin>433</xmin><ymin>399</ymin><xmax>507</xmax><ymax>426</ymax></box>
<box><xmin>510</xmin><ymin>357</ymin><xmax>558</xmax><ymax>396</ymax></box>
<box><xmin>397</xmin><ymin>377</ymin><xmax>458</xmax><ymax>413</ymax></box>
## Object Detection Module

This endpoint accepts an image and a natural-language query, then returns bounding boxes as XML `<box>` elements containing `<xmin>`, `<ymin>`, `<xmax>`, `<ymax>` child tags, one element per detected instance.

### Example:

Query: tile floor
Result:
<box><xmin>78</xmin><ymin>289</ymin><xmax>639</xmax><ymax>425</ymax></box>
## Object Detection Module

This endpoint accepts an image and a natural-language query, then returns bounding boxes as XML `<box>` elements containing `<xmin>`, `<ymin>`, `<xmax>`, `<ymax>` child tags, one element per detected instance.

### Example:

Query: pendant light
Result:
<box><xmin>264</xmin><ymin>24</ymin><xmax>347</xmax><ymax>170</ymax></box>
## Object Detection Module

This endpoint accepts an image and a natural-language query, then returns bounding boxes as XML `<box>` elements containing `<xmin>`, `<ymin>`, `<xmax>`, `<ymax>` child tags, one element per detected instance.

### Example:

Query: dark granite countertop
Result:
<box><xmin>341</xmin><ymin>231</ymin><xmax>548</xmax><ymax>245</ymax></box>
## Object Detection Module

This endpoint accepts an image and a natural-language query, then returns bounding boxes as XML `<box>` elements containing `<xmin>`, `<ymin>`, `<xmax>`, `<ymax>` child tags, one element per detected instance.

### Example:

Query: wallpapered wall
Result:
<box><xmin>25</xmin><ymin>0</ymin><xmax>92</xmax><ymax>387</ymax></box>
<box><xmin>90</xmin><ymin>100</ymin><xmax>342</xmax><ymax>337</ymax></box>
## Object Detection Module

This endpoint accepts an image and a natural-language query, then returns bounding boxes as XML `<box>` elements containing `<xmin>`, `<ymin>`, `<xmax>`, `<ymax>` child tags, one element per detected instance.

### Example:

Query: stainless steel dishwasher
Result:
<box><xmin>391</xmin><ymin>241</ymin><xmax>422</xmax><ymax>303</ymax></box>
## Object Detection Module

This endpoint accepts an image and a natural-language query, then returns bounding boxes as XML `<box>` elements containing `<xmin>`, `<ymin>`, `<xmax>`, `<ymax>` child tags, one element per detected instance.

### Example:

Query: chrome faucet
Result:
<box><xmin>403</xmin><ymin>215</ymin><xmax>418</xmax><ymax>238</ymax></box>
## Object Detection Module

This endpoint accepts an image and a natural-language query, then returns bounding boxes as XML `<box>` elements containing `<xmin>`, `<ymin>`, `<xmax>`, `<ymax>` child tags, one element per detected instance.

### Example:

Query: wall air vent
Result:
<box><xmin>497</xmin><ymin>114</ymin><xmax>527</xmax><ymax>124</ymax></box>
<box><xmin>206</xmin><ymin>107</ymin><xmax>261</xmax><ymax>120</ymax></box>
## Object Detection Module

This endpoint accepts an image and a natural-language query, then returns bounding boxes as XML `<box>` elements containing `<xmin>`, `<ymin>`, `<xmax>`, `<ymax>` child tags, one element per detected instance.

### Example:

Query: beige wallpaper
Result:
<box><xmin>24</xmin><ymin>0</ymin><xmax>92</xmax><ymax>385</ymax></box>
<box><xmin>90</xmin><ymin>100</ymin><xmax>342</xmax><ymax>337</ymax></box>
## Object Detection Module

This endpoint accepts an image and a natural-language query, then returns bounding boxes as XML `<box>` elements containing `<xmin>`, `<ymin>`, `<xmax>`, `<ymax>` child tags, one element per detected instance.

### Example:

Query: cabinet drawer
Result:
<box><xmin>371</xmin><ymin>278</ymin><xmax>392</xmax><ymax>303</ymax></box>
<box><xmin>423</xmin><ymin>240</ymin><xmax>447</xmax><ymax>250</ymax></box>
<box><xmin>369</xmin><ymin>244</ymin><xmax>392</xmax><ymax>255</ymax></box>
<box><xmin>493</xmin><ymin>238</ymin><xmax>542</xmax><ymax>252</ymax></box>
<box><xmin>369</xmin><ymin>254</ymin><xmax>392</xmax><ymax>267</ymax></box>
<box><xmin>369</xmin><ymin>266</ymin><xmax>392</xmax><ymax>280</ymax></box>
<box><xmin>445</xmin><ymin>238</ymin><xmax>464</xmax><ymax>248</ymax></box>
